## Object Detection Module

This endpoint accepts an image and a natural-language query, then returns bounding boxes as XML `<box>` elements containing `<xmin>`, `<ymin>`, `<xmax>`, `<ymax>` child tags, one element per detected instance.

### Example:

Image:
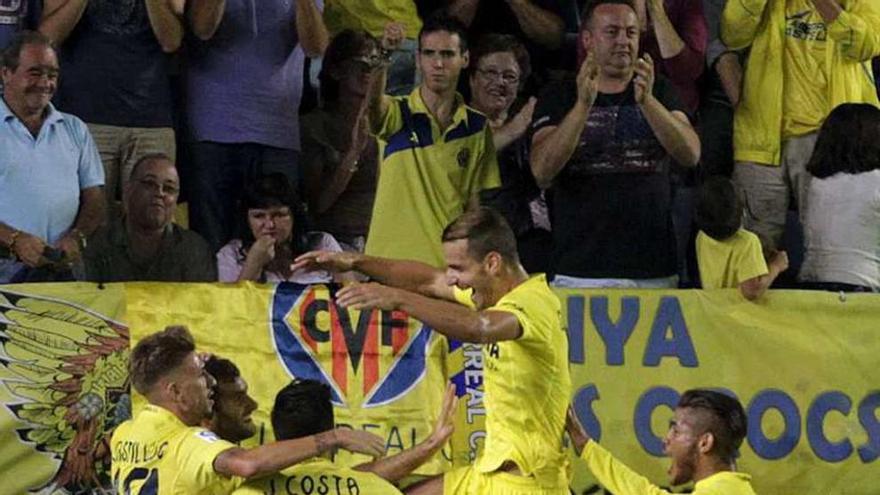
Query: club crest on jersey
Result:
<box><xmin>271</xmin><ymin>283</ymin><xmax>433</xmax><ymax>408</ymax></box>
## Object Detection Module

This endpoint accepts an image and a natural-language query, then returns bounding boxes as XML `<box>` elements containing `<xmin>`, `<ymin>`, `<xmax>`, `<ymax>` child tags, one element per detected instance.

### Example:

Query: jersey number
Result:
<box><xmin>122</xmin><ymin>468</ymin><xmax>159</xmax><ymax>495</ymax></box>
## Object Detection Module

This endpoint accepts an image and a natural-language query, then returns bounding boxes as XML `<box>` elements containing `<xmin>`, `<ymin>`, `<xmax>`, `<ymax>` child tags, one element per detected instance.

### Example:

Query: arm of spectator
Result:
<box><xmin>0</xmin><ymin>223</ymin><xmax>48</xmax><ymax>268</ymax></box>
<box><xmin>820</xmin><ymin>0</ymin><xmax>880</xmax><ymax>62</ymax></box>
<box><xmin>635</xmin><ymin>54</ymin><xmax>700</xmax><ymax>166</ymax></box>
<box><xmin>145</xmin><ymin>0</ymin><xmax>185</xmax><ymax>53</ymax></box>
<box><xmin>716</xmin><ymin>51</ymin><xmax>743</xmax><ymax>106</ymax></box>
<box><xmin>336</xmin><ymin>283</ymin><xmax>524</xmax><ymax>343</ymax></box>
<box><xmin>739</xmin><ymin>250</ymin><xmax>788</xmax><ymax>300</ymax></box>
<box><xmin>721</xmin><ymin>0</ymin><xmax>769</xmax><ymax>50</ymax></box>
<box><xmin>493</xmin><ymin>97</ymin><xmax>536</xmax><ymax>151</ymax></box>
<box><xmin>355</xmin><ymin>385</ymin><xmax>456</xmax><ymax>482</ymax></box>
<box><xmin>39</xmin><ymin>0</ymin><xmax>88</xmax><ymax>45</ymax></box>
<box><xmin>236</xmin><ymin>236</ymin><xmax>274</xmax><ymax>282</ymax></box>
<box><xmin>648</xmin><ymin>0</ymin><xmax>707</xmax><ymax>82</ymax></box>
<box><xmin>214</xmin><ymin>429</ymin><xmax>385</xmax><ymax>479</ymax></box>
<box><xmin>187</xmin><ymin>0</ymin><xmax>225</xmax><ymax>41</ymax></box>
<box><xmin>367</xmin><ymin>24</ymin><xmax>402</xmax><ymax>135</ymax></box>
<box><xmin>506</xmin><ymin>0</ymin><xmax>565</xmax><ymax>49</ymax></box>
<box><xmin>305</xmin><ymin>114</ymin><xmax>370</xmax><ymax>215</ymax></box>
<box><xmin>55</xmin><ymin>186</ymin><xmax>105</xmax><ymax>263</ymax></box>
<box><xmin>295</xmin><ymin>0</ymin><xmax>329</xmax><ymax>57</ymax></box>
<box><xmin>292</xmin><ymin>251</ymin><xmax>455</xmax><ymax>301</ymax></box>
<box><xmin>446</xmin><ymin>0</ymin><xmax>481</xmax><ymax>27</ymax></box>
<box><xmin>530</xmin><ymin>55</ymin><xmax>598</xmax><ymax>189</ymax></box>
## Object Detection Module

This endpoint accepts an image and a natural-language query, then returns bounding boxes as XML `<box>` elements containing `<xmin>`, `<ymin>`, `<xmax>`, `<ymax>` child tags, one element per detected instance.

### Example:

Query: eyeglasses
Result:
<box><xmin>475</xmin><ymin>68</ymin><xmax>520</xmax><ymax>85</ymax></box>
<box><xmin>137</xmin><ymin>178</ymin><xmax>179</xmax><ymax>196</ymax></box>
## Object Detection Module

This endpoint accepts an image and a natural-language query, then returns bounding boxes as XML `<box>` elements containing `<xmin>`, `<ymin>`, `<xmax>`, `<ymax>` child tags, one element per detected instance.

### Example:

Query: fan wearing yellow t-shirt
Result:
<box><xmin>111</xmin><ymin>326</ymin><xmax>386</xmax><ymax>495</ymax></box>
<box><xmin>567</xmin><ymin>389</ymin><xmax>757</xmax><ymax>495</ymax></box>
<box><xmin>293</xmin><ymin>207</ymin><xmax>572</xmax><ymax>494</ymax></box>
<box><xmin>695</xmin><ymin>177</ymin><xmax>789</xmax><ymax>300</ymax></box>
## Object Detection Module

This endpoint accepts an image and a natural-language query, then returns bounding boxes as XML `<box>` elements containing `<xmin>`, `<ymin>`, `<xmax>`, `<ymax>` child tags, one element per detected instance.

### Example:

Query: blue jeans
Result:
<box><xmin>186</xmin><ymin>141</ymin><xmax>300</xmax><ymax>252</ymax></box>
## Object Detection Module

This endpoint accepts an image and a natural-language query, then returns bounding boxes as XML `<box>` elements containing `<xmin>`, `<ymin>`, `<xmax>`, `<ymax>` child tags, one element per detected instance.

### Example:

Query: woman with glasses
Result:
<box><xmin>469</xmin><ymin>33</ymin><xmax>552</xmax><ymax>273</ymax></box>
<box><xmin>301</xmin><ymin>29</ymin><xmax>382</xmax><ymax>253</ymax></box>
<box><xmin>216</xmin><ymin>174</ymin><xmax>344</xmax><ymax>283</ymax></box>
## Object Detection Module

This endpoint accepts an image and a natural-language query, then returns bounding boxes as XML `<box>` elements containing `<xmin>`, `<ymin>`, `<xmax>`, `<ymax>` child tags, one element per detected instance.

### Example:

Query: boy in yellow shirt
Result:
<box><xmin>695</xmin><ymin>177</ymin><xmax>788</xmax><ymax>299</ymax></box>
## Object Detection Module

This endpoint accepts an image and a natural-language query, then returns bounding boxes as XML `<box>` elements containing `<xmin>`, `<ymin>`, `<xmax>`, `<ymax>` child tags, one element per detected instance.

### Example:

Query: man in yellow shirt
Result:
<box><xmin>567</xmin><ymin>389</ymin><xmax>756</xmax><ymax>495</ymax></box>
<box><xmin>294</xmin><ymin>207</ymin><xmax>572</xmax><ymax>494</ymax></box>
<box><xmin>111</xmin><ymin>326</ymin><xmax>386</xmax><ymax>495</ymax></box>
<box><xmin>363</xmin><ymin>15</ymin><xmax>500</xmax><ymax>268</ymax></box>
<box><xmin>229</xmin><ymin>378</ymin><xmax>457</xmax><ymax>494</ymax></box>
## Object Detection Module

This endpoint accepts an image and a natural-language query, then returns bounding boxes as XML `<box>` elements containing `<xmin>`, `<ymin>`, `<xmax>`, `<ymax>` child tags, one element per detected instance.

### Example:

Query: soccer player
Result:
<box><xmin>226</xmin><ymin>378</ymin><xmax>458</xmax><ymax>494</ymax></box>
<box><xmin>566</xmin><ymin>389</ymin><xmax>756</xmax><ymax>494</ymax></box>
<box><xmin>111</xmin><ymin>326</ymin><xmax>386</xmax><ymax>494</ymax></box>
<box><xmin>293</xmin><ymin>207</ymin><xmax>572</xmax><ymax>494</ymax></box>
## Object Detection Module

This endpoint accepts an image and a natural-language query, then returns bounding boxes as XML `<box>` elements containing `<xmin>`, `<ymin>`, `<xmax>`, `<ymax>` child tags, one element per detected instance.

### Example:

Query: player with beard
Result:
<box><xmin>566</xmin><ymin>389</ymin><xmax>756</xmax><ymax>494</ymax></box>
<box><xmin>111</xmin><ymin>326</ymin><xmax>386</xmax><ymax>494</ymax></box>
<box><xmin>293</xmin><ymin>207</ymin><xmax>572</xmax><ymax>494</ymax></box>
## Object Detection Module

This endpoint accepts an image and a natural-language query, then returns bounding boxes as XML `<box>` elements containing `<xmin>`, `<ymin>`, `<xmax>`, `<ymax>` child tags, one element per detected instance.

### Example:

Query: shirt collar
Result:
<box><xmin>0</xmin><ymin>97</ymin><xmax>65</xmax><ymax>125</ymax></box>
<box><xmin>407</xmin><ymin>86</ymin><xmax>469</xmax><ymax>126</ymax></box>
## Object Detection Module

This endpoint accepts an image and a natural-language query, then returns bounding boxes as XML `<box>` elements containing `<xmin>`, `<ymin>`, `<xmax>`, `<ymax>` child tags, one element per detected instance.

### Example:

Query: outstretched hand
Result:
<box><xmin>291</xmin><ymin>250</ymin><xmax>360</xmax><ymax>274</ymax></box>
<box><xmin>335</xmin><ymin>429</ymin><xmax>387</xmax><ymax>458</ymax></box>
<box><xmin>336</xmin><ymin>282</ymin><xmax>402</xmax><ymax>311</ymax></box>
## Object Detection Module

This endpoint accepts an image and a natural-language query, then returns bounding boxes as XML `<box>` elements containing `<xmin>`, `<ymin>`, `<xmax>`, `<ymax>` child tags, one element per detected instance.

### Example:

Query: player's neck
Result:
<box><xmin>693</xmin><ymin>457</ymin><xmax>734</xmax><ymax>484</ymax></box>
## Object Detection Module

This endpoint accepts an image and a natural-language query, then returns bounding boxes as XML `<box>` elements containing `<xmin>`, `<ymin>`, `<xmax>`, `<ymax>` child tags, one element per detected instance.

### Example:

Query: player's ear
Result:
<box><xmin>698</xmin><ymin>431</ymin><xmax>715</xmax><ymax>456</ymax></box>
<box><xmin>484</xmin><ymin>251</ymin><xmax>502</xmax><ymax>275</ymax></box>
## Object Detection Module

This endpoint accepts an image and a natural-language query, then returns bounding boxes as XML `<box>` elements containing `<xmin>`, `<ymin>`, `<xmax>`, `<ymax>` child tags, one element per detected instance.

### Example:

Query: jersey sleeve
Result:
<box><xmin>177</xmin><ymin>429</ymin><xmax>244</xmax><ymax>494</ymax></box>
<box><xmin>452</xmin><ymin>286</ymin><xmax>477</xmax><ymax>310</ymax></box>
<box><xmin>581</xmin><ymin>442</ymin><xmax>673</xmax><ymax>495</ymax></box>
<box><xmin>471</xmin><ymin>125</ymin><xmax>501</xmax><ymax>194</ymax></box>
<box><xmin>734</xmin><ymin>231</ymin><xmax>769</xmax><ymax>284</ymax></box>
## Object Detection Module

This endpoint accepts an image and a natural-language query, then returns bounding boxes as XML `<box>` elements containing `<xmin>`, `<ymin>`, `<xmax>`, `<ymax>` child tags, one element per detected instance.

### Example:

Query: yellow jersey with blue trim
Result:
<box><xmin>365</xmin><ymin>87</ymin><xmax>500</xmax><ymax>267</ymax></box>
<box><xmin>110</xmin><ymin>404</ymin><xmax>243</xmax><ymax>495</ymax></box>
<box><xmin>232</xmin><ymin>457</ymin><xmax>403</xmax><ymax>494</ymax></box>
<box><xmin>453</xmin><ymin>275</ymin><xmax>571</xmax><ymax>488</ymax></box>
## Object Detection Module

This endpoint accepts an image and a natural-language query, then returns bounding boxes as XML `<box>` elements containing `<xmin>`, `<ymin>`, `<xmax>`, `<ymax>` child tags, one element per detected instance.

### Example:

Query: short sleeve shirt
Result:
<box><xmin>696</xmin><ymin>228</ymin><xmax>768</xmax><ymax>289</ymax></box>
<box><xmin>0</xmin><ymin>100</ymin><xmax>104</xmax><ymax>244</ymax></box>
<box><xmin>111</xmin><ymin>404</ymin><xmax>243</xmax><ymax>495</ymax></box>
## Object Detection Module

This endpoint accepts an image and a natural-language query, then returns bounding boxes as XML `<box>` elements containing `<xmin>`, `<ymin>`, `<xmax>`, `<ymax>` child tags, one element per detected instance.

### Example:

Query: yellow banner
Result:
<box><xmin>0</xmin><ymin>283</ymin><xmax>878</xmax><ymax>494</ymax></box>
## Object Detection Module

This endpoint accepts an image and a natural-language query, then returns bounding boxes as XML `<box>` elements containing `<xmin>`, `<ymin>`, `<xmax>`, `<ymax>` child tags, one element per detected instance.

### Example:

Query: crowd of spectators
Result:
<box><xmin>0</xmin><ymin>0</ymin><xmax>878</xmax><ymax>294</ymax></box>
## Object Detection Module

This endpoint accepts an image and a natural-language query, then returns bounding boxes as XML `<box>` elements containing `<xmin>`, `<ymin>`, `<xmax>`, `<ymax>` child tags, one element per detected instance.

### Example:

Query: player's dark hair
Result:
<box><xmin>205</xmin><ymin>355</ymin><xmax>241</xmax><ymax>386</ymax></box>
<box><xmin>271</xmin><ymin>379</ymin><xmax>335</xmax><ymax>441</ymax></box>
<box><xmin>1</xmin><ymin>30</ymin><xmax>55</xmax><ymax>70</ymax></box>
<box><xmin>678</xmin><ymin>389</ymin><xmax>748</xmax><ymax>464</ymax></box>
<box><xmin>419</xmin><ymin>13</ymin><xmax>469</xmax><ymax>53</ymax></box>
<box><xmin>695</xmin><ymin>176</ymin><xmax>742</xmax><ymax>241</ymax></box>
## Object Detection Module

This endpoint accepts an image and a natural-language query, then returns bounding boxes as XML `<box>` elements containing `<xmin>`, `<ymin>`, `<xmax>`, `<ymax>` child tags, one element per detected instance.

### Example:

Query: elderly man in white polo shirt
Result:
<box><xmin>0</xmin><ymin>31</ymin><xmax>104</xmax><ymax>283</ymax></box>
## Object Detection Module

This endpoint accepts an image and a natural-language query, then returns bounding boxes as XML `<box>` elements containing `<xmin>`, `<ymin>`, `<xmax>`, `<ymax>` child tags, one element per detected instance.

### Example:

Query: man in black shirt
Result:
<box><xmin>530</xmin><ymin>0</ymin><xmax>700</xmax><ymax>288</ymax></box>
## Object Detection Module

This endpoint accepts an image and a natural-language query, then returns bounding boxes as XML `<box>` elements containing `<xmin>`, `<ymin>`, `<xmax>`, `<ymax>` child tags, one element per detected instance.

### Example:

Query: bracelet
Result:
<box><xmin>70</xmin><ymin>228</ymin><xmax>87</xmax><ymax>250</ymax></box>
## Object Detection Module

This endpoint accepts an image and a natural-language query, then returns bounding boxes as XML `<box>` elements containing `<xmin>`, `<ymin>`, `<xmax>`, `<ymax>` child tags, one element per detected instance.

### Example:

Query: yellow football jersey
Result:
<box><xmin>453</xmin><ymin>275</ymin><xmax>571</xmax><ymax>489</ymax></box>
<box><xmin>111</xmin><ymin>404</ymin><xmax>243</xmax><ymax>495</ymax></box>
<box><xmin>232</xmin><ymin>457</ymin><xmax>403</xmax><ymax>495</ymax></box>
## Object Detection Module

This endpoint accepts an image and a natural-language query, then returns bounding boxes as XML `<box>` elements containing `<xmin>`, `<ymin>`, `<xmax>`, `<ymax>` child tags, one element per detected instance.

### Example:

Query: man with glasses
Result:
<box><xmin>363</xmin><ymin>14</ymin><xmax>500</xmax><ymax>268</ymax></box>
<box><xmin>81</xmin><ymin>153</ymin><xmax>216</xmax><ymax>282</ymax></box>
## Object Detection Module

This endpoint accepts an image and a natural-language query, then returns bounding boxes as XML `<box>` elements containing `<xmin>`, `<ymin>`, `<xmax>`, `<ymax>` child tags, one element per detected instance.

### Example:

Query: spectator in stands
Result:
<box><xmin>0</xmin><ymin>31</ymin><xmax>104</xmax><ymax>283</ymax></box>
<box><xmin>302</xmin><ymin>30</ymin><xmax>380</xmax><ymax>252</ymax></box>
<box><xmin>113</xmin><ymin>325</ymin><xmax>386</xmax><ymax>494</ymax></box>
<box><xmin>531</xmin><ymin>0</ymin><xmax>700</xmax><ymax>288</ymax></box>
<box><xmin>468</xmin><ymin>34</ymin><xmax>551</xmax><ymax>273</ymax></box>
<box><xmin>203</xmin><ymin>356</ymin><xmax>259</xmax><ymax>444</ymax></box>
<box><xmin>217</xmin><ymin>174</ymin><xmax>345</xmax><ymax>283</ymax></box>
<box><xmin>722</xmin><ymin>0</ymin><xmax>880</xmax><ymax>251</ymax></box>
<box><xmin>0</xmin><ymin>0</ymin><xmax>40</xmax><ymax>49</ymax></box>
<box><xmin>363</xmin><ymin>14</ymin><xmax>499</xmax><ymax>268</ymax></box>
<box><xmin>186</xmin><ymin>0</ymin><xmax>329</xmax><ymax>251</ymax></box>
<box><xmin>695</xmin><ymin>176</ymin><xmax>788</xmax><ymax>300</ymax></box>
<box><xmin>82</xmin><ymin>154</ymin><xmax>215</xmax><ymax>282</ymax></box>
<box><xmin>229</xmin><ymin>379</ymin><xmax>456</xmax><ymax>494</ymax></box>
<box><xmin>446</xmin><ymin>0</ymin><xmax>567</xmax><ymax>91</ymax></box>
<box><xmin>799</xmin><ymin>103</ymin><xmax>880</xmax><ymax>293</ymax></box>
<box><xmin>324</xmin><ymin>1</ymin><xmax>422</xmax><ymax>95</ymax></box>
<box><xmin>39</xmin><ymin>0</ymin><xmax>183</xmax><ymax>216</ymax></box>
<box><xmin>567</xmin><ymin>389</ymin><xmax>756</xmax><ymax>495</ymax></box>
<box><xmin>634</xmin><ymin>0</ymin><xmax>707</xmax><ymax>115</ymax></box>
<box><xmin>699</xmin><ymin>0</ymin><xmax>741</xmax><ymax>178</ymax></box>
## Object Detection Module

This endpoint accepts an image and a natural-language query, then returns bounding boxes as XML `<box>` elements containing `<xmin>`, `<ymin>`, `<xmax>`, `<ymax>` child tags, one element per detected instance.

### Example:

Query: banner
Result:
<box><xmin>0</xmin><ymin>283</ymin><xmax>878</xmax><ymax>494</ymax></box>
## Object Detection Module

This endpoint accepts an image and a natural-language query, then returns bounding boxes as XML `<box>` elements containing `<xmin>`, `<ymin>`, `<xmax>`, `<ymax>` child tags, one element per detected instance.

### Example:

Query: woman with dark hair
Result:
<box><xmin>216</xmin><ymin>174</ymin><xmax>343</xmax><ymax>283</ymax></box>
<box><xmin>468</xmin><ymin>33</ymin><xmax>551</xmax><ymax>273</ymax></box>
<box><xmin>300</xmin><ymin>29</ymin><xmax>382</xmax><ymax>252</ymax></box>
<box><xmin>799</xmin><ymin>103</ymin><xmax>880</xmax><ymax>292</ymax></box>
